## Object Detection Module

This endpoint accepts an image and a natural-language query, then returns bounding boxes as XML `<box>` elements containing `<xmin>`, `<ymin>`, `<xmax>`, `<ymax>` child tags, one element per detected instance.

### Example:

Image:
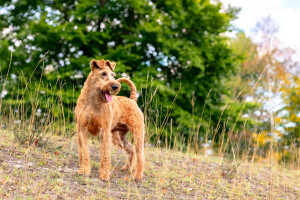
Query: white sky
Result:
<box><xmin>222</xmin><ymin>0</ymin><xmax>300</xmax><ymax>60</ymax></box>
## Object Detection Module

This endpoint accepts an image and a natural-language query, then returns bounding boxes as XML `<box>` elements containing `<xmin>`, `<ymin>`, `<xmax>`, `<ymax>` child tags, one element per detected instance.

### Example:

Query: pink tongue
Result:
<box><xmin>105</xmin><ymin>92</ymin><xmax>112</xmax><ymax>102</ymax></box>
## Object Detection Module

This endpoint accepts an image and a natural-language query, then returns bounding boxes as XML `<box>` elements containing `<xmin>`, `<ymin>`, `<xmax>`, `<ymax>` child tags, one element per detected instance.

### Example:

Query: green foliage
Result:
<box><xmin>0</xmin><ymin>0</ymin><xmax>244</xmax><ymax>141</ymax></box>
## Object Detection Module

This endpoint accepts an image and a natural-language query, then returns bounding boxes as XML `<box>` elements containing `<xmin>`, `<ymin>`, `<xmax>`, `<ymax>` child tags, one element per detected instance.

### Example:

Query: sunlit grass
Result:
<box><xmin>0</xmin><ymin>130</ymin><xmax>299</xmax><ymax>199</ymax></box>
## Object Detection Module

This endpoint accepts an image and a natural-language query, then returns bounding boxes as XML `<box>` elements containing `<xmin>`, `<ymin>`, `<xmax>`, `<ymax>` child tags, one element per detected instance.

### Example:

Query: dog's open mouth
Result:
<box><xmin>102</xmin><ymin>91</ymin><xmax>112</xmax><ymax>102</ymax></box>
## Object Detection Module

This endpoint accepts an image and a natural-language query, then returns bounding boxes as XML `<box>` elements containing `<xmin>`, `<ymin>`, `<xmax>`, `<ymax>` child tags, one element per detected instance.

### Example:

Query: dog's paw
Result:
<box><xmin>133</xmin><ymin>174</ymin><xmax>143</xmax><ymax>182</ymax></box>
<box><xmin>78</xmin><ymin>168</ymin><xmax>91</xmax><ymax>176</ymax></box>
<box><xmin>99</xmin><ymin>172</ymin><xmax>110</xmax><ymax>181</ymax></box>
<box><xmin>121</xmin><ymin>165</ymin><xmax>130</xmax><ymax>171</ymax></box>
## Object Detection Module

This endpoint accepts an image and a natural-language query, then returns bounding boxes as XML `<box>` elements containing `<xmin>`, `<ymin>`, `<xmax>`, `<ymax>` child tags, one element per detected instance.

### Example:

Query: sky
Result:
<box><xmin>222</xmin><ymin>0</ymin><xmax>300</xmax><ymax>60</ymax></box>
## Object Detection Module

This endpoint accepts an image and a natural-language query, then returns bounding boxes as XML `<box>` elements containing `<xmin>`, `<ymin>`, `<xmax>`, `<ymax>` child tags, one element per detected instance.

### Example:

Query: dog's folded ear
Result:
<box><xmin>91</xmin><ymin>59</ymin><xmax>105</xmax><ymax>71</ymax></box>
<box><xmin>106</xmin><ymin>60</ymin><xmax>116</xmax><ymax>71</ymax></box>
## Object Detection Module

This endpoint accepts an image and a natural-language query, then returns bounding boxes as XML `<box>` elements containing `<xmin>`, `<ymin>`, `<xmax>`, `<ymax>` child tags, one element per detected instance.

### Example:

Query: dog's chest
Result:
<box><xmin>87</xmin><ymin>116</ymin><xmax>102</xmax><ymax>136</ymax></box>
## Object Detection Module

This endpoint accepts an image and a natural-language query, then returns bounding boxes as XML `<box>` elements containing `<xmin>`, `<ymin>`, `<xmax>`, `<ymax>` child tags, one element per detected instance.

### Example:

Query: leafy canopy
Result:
<box><xmin>0</xmin><ymin>0</ymin><xmax>241</xmax><ymax>138</ymax></box>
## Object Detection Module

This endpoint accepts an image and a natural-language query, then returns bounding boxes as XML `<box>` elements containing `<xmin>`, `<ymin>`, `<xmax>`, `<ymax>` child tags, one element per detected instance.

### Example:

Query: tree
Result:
<box><xmin>0</xmin><ymin>0</ymin><xmax>240</xmax><ymax>142</ymax></box>
<box><xmin>230</xmin><ymin>17</ymin><xmax>300</xmax><ymax>163</ymax></box>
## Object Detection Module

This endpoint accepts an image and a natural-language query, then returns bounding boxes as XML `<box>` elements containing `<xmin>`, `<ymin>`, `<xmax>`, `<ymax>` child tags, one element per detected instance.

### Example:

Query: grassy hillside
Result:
<box><xmin>0</xmin><ymin>130</ymin><xmax>299</xmax><ymax>200</ymax></box>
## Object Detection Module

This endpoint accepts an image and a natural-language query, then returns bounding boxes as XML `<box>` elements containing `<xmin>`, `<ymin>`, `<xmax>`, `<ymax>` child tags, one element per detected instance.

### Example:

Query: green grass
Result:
<box><xmin>0</xmin><ymin>130</ymin><xmax>299</xmax><ymax>199</ymax></box>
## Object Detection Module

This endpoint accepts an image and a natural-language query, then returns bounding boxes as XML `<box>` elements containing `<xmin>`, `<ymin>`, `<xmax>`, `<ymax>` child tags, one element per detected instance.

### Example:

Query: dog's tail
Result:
<box><xmin>117</xmin><ymin>77</ymin><xmax>137</xmax><ymax>102</ymax></box>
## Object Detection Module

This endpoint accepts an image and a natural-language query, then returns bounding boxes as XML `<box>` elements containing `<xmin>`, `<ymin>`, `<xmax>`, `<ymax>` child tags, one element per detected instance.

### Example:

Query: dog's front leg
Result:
<box><xmin>77</xmin><ymin>125</ymin><xmax>91</xmax><ymax>176</ymax></box>
<box><xmin>99</xmin><ymin>127</ymin><xmax>112</xmax><ymax>181</ymax></box>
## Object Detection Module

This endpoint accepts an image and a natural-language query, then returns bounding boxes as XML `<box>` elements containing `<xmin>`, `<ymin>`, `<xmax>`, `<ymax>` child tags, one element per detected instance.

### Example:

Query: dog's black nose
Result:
<box><xmin>111</xmin><ymin>84</ymin><xmax>119</xmax><ymax>91</ymax></box>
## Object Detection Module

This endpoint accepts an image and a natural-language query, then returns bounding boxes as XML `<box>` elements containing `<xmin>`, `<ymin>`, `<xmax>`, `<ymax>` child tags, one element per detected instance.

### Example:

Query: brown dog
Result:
<box><xmin>74</xmin><ymin>59</ymin><xmax>144</xmax><ymax>181</ymax></box>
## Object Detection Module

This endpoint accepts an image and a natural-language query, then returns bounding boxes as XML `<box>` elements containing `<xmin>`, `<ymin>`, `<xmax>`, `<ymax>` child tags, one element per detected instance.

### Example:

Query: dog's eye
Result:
<box><xmin>101</xmin><ymin>72</ymin><xmax>107</xmax><ymax>76</ymax></box>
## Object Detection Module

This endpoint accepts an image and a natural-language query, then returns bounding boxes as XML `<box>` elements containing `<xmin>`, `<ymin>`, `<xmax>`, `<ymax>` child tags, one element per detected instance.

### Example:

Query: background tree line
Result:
<box><xmin>0</xmin><ymin>0</ymin><xmax>298</xmax><ymax>162</ymax></box>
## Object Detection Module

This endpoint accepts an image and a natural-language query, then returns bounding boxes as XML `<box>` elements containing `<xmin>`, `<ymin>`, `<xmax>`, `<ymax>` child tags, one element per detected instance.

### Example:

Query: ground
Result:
<box><xmin>0</xmin><ymin>131</ymin><xmax>299</xmax><ymax>200</ymax></box>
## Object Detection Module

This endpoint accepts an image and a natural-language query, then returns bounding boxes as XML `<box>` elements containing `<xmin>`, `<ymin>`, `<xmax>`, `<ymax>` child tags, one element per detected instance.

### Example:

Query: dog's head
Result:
<box><xmin>89</xmin><ymin>59</ymin><xmax>121</xmax><ymax>102</ymax></box>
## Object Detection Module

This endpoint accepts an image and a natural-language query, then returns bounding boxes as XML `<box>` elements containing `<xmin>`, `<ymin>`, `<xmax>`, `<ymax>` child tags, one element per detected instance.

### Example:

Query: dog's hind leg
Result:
<box><xmin>120</xmin><ymin>132</ymin><xmax>135</xmax><ymax>171</ymax></box>
<box><xmin>130</xmin><ymin>124</ymin><xmax>144</xmax><ymax>181</ymax></box>
<box><xmin>112</xmin><ymin>130</ymin><xmax>124</xmax><ymax>149</ymax></box>
<box><xmin>112</xmin><ymin>129</ymin><xmax>134</xmax><ymax>171</ymax></box>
